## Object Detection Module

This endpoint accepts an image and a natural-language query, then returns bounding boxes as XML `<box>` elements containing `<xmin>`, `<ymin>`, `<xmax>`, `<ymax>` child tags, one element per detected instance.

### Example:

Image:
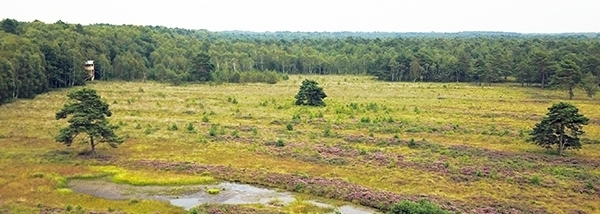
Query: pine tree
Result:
<box><xmin>529</xmin><ymin>102</ymin><xmax>589</xmax><ymax>156</ymax></box>
<box><xmin>55</xmin><ymin>88</ymin><xmax>123</xmax><ymax>157</ymax></box>
<box><xmin>294</xmin><ymin>79</ymin><xmax>327</xmax><ymax>106</ymax></box>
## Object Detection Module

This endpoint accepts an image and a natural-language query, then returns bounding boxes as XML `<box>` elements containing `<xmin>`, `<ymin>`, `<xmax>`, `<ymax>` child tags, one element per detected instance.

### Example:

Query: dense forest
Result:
<box><xmin>1</xmin><ymin>18</ymin><xmax>599</xmax><ymax>104</ymax></box>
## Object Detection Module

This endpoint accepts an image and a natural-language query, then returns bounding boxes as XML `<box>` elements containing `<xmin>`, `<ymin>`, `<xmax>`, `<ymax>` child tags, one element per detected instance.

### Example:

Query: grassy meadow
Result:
<box><xmin>1</xmin><ymin>75</ymin><xmax>599</xmax><ymax>213</ymax></box>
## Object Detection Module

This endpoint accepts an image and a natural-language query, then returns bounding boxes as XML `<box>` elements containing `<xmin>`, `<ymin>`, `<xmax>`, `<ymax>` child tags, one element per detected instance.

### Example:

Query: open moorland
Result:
<box><xmin>1</xmin><ymin>75</ymin><xmax>599</xmax><ymax>213</ymax></box>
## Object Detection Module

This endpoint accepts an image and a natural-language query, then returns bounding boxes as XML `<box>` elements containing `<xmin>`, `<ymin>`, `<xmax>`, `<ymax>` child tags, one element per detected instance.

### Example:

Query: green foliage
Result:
<box><xmin>413</xmin><ymin>106</ymin><xmax>420</xmax><ymax>114</ymax></box>
<box><xmin>0</xmin><ymin>18</ymin><xmax>20</xmax><ymax>34</ymax></box>
<box><xmin>580</xmin><ymin>72</ymin><xmax>599</xmax><ymax>98</ymax></box>
<box><xmin>186</xmin><ymin>123</ymin><xmax>195</xmax><ymax>133</ymax></box>
<box><xmin>168</xmin><ymin>124</ymin><xmax>178</xmax><ymax>131</ymax></box>
<box><xmin>585</xmin><ymin>181</ymin><xmax>595</xmax><ymax>190</ymax></box>
<box><xmin>55</xmin><ymin>88</ymin><xmax>123</xmax><ymax>157</ymax></box>
<box><xmin>227</xmin><ymin>96</ymin><xmax>238</xmax><ymax>104</ymax></box>
<box><xmin>360</xmin><ymin>117</ymin><xmax>371</xmax><ymax>123</ymax></box>
<box><xmin>3</xmin><ymin>19</ymin><xmax>600</xmax><ymax>107</ymax></box>
<box><xmin>530</xmin><ymin>175</ymin><xmax>541</xmax><ymax>185</ymax></box>
<box><xmin>388</xmin><ymin>199</ymin><xmax>452</xmax><ymax>214</ymax></box>
<box><xmin>188</xmin><ymin>208</ymin><xmax>199</xmax><ymax>214</ymax></box>
<box><xmin>295</xmin><ymin>79</ymin><xmax>327</xmax><ymax>106</ymax></box>
<box><xmin>407</xmin><ymin>139</ymin><xmax>418</xmax><ymax>148</ymax></box>
<box><xmin>209</xmin><ymin>125</ymin><xmax>218</xmax><ymax>137</ymax></box>
<box><xmin>286</xmin><ymin>123</ymin><xmax>294</xmax><ymax>131</ymax></box>
<box><xmin>276</xmin><ymin>139</ymin><xmax>285</xmax><ymax>147</ymax></box>
<box><xmin>551</xmin><ymin>59</ymin><xmax>582</xmax><ymax>99</ymax></box>
<box><xmin>189</xmin><ymin>52</ymin><xmax>214</xmax><ymax>82</ymax></box>
<box><xmin>529</xmin><ymin>102</ymin><xmax>589</xmax><ymax>155</ymax></box>
<box><xmin>206</xmin><ymin>188</ymin><xmax>220</xmax><ymax>194</ymax></box>
<box><xmin>323</xmin><ymin>127</ymin><xmax>332</xmax><ymax>137</ymax></box>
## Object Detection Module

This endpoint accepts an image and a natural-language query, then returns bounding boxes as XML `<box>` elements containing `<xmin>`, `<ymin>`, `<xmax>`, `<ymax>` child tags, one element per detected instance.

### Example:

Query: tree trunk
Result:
<box><xmin>541</xmin><ymin>72</ymin><xmax>546</xmax><ymax>89</ymax></box>
<box><xmin>90</xmin><ymin>136</ymin><xmax>96</xmax><ymax>157</ymax></box>
<box><xmin>569</xmin><ymin>87</ymin><xmax>574</xmax><ymax>100</ymax></box>
<box><xmin>558</xmin><ymin>129</ymin><xmax>564</xmax><ymax>156</ymax></box>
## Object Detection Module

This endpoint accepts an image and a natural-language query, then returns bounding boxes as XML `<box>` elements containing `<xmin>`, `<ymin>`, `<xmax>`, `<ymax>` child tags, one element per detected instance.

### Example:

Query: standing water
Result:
<box><xmin>68</xmin><ymin>179</ymin><xmax>377</xmax><ymax>214</ymax></box>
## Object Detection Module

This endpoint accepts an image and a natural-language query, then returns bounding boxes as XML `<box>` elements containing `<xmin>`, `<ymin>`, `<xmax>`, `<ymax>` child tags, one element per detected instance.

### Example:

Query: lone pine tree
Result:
<box><xmin>529</xmin><ymin>102</ymin><xmax>589</xmax><ymax>156</ymax></box>
<box><xmin>55</xmin><ymin>88</ymin><xmax>123</xmax><ymax>157</ymax></box>
<box><xmin>295</xmin><ymin>79</ymin><xmax>327</xmax><ymax>106</ymax></box>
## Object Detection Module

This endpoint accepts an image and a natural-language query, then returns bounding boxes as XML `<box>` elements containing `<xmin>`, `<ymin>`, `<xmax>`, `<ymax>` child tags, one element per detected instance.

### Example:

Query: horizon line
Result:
<box><xmin>9</xmin><ymin>18</ymin><xmax>600</xmax><ymax>35</ymax></box>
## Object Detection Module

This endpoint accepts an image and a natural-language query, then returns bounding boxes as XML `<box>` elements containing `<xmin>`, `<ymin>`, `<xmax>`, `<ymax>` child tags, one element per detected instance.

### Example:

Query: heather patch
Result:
<box><xmin>134</xmin><ymin>160</ymin><xmax>550</xmax><ymax>213</ymax></box>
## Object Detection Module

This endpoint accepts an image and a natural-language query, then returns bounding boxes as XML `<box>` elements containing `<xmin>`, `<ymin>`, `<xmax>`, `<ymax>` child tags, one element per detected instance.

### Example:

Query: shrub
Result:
<box><xmin>168</xmin><ymin>124</ymin><xmax>178</xmax><ymax>131</ymax></box>
<box><xmin>367</xmin><ymin>102</ymin><xmax>379</xmax><ymax>112</ymax></box>
<box><xmin>286</xmin><ymin>123</ymin><xmax>294</xmax><ymax>131</ymax></box>
<box><xmin>201</xmin><ymin>115</ymin><xmax>209</xmax><ymax>123</ymax></box>
<box><xmin>209</xmin><ymin>125</ymin><xmax>218</xmax><ymax>137</ymax></box>
<box><xmin>360</xmin><ymin>117</ymin><xmax>371</xmax><ymax>123</ymax></box>
<box><xmin>188</xmin><ymin>208</ymin><xmax>199</xmax><ymax>214</ymax></box>
<box><xmin>144</xmin><ymin>127</ymin><xmax>153</xmax><ymax>135</ymax></box>
<box><xmin>295</xmin><ymin>79</ymin><xmax>327</xmax><ymax>106</ymax></box>
<box><xmin>323</xmin><ymin>127</ymin><xmax>332</xmax><ymax>137</ymax></box>
<box><xmin>388</xmin><ymin>199</ymin><xmax>452</xmax><ymax>214</ymax></box>
<box><xmin>407</xmin><ymin>139</ymin><xmax>418</xmax><ymax>148</ymax></box>
<box><xmin>585</xmin><ymin>181</ymin><xmax>595</xmax><ymax>190</ymax></box>
<box><xmin>227</xmin><ymin>96</ymin><xmax>238</xmax><ymax>104</ymax></box>
<box><xmin>530</xmin><ymin>175</ymin><xmax>541</xmax><ymax>185</ymax></box>
<box><xmin>276</xmin><ymin>139</ymin><xmax>285</xmax><ymax>147</ymax></box>
<box><xmin>186</xmin><ymin>123</ymin><xmax>195</xmax><ymax>133</ymax></box>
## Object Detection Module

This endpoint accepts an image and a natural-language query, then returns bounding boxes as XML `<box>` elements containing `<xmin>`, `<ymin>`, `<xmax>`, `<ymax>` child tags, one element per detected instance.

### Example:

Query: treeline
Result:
<box><xmin>1</xmin><ymin>18</ymin><xmax>600</xmax><ymax>104</ymax></box>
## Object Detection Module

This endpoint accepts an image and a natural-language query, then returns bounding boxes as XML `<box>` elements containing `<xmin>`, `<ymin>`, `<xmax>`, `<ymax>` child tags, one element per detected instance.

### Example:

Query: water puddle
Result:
<box><xmin>68</xmin><ymin>179</ymin><xmax>376</xmax><ymax>214</ymax></box>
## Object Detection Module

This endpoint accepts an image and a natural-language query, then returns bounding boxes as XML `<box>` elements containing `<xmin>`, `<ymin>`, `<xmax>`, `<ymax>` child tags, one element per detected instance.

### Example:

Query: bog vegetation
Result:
<box><xmin>0</xmin><ymin>76</ymin><xmax>599</xmax><ymax>213</ymax></box>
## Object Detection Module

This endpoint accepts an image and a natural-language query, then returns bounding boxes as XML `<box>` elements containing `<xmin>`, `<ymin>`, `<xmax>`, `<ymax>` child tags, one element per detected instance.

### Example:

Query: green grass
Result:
<box><xmin>90</xmin><ymin>165</ymin><xmax>215</xmax><ymax>186</ymax></box>
<box><xmin>0</xmin><ymin>75</ymin><xmax>599</xmax><ymax>213</ymax></box>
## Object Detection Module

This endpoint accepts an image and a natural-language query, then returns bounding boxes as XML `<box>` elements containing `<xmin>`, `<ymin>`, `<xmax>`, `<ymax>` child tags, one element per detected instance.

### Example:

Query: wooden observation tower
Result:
<box><xmin>84</xmin><ymin>60</ymin><xmax>94</xmax><ymax>81</ymax></box>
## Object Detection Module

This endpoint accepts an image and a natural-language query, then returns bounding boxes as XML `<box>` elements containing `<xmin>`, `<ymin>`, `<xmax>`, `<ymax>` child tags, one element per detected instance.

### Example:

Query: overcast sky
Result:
<box><xmin>1</xmin><ymin>0</ymin><xmax>599</xmax><ymax>33</ymax></box>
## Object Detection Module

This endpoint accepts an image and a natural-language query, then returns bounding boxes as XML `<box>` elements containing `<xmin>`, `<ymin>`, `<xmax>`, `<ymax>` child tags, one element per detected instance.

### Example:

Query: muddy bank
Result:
<box><xmin>68</xmin><ymin>179</ymin><xmax>377</xmax><ymax>214</ymax></box>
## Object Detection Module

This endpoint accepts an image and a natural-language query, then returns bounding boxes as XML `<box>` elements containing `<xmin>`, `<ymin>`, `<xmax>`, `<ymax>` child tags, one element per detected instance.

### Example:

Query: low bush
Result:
<box><xmin>388</xmin><ymin>199</ymin><xmax>453</xmax><ymax>214</ymax></box>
